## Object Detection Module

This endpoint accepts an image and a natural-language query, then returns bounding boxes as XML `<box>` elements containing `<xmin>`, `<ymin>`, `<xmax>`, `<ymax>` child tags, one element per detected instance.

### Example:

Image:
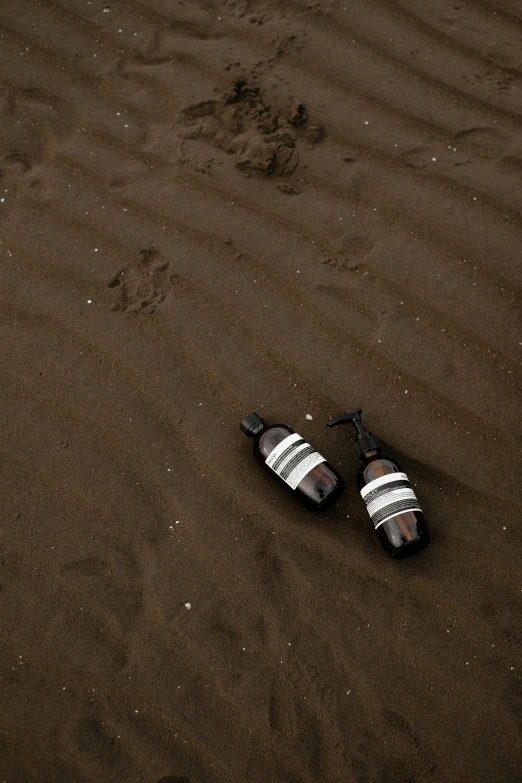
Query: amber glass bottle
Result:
<box><xmin>327</xmin><ymin>409</ymin><xmax>430</xmax><ymax>558</ymax></box>
<box><xmin>240</xmin><ymin>413</ymin><xmax>344</xmax><ymax>512</ymax></box>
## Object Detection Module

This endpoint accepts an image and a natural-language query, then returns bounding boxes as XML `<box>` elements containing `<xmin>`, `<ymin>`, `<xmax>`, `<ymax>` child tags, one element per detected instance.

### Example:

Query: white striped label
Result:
<box><xmin>265</xmin><ymin>433</ymin><xmax>327</xmax><ymax>490</ymax></box>
<box><xmin>360</xmin><ymin>472</ymin><xmax>421</xmax><ymax>529</ymax></box>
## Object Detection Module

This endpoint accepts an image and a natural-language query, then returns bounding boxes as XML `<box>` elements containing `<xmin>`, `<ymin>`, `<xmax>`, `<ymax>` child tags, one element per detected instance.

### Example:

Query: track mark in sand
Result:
<box><xmin>248</xmin><ymin>30</ymin><xmax>309</xmax><ymax>79</ymax></box>
<box><xmin>180</xmin><ymin>81</ymin><xmax>324</xmax><ymax>180</ymax></box>
<box><xmin>269</xmin><ymin>660</ymin><xmax>342</xmax><ymax>778</ymax></box>
<box><xmin>108</xmin><ymin>247</ymin><xmax>174</xmax><ymax>314</ymax></box>
<box><xmin>464</xmin><ymin>51</ymin><xmax>519</xmax><ymax>93</ymax></box>
<box><xmin>269</xmin><ymin>673</ymin><xmax>298</xmax><ymax>742</ymax></box>
<box><xmin>46</xmin><ymin>604</ymin><xmax>128</xmax><ymax>673</ymax></box>
<box><xmin>384</xmin><ymin>709</ymin><xmax>438</xmax><ymax>777</ymax></box>
<box><xmin>453</xmin><ymin>126</ymin><xmax>512</xmax><ymax>155</ymax></box>
<box><xmin>61</xmin><ymin>555</ymin><xmax>143</xmax><ymax>633</ymax></box>
<box><xmin>71</xmin><ymin>717</ymin><xmax>123</xmax><ymax>769</ymax></box>
<box><xmin>401</xmin><ymin>126</ymin><xmax>516</xmax><ymax>169</ymax></box>
<box><xmin>321</xmin><ymin>237</ymin><xmax>374</xmax><ymax>272</ymax></box>
<box><xmin>221</xmin><ymin>0</ymin><xmax>275</xmax><ymax>23</ymax></box>
<box><xmin>207</xmin><ymin>598</ymin><xmax>275</xmax><ymax>688</ymax></box>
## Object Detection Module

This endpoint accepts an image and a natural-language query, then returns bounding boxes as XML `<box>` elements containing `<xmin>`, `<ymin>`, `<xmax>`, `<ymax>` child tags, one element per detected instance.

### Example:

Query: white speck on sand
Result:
<box><xmin>306</xmin><ymin>414</ymin><xmax>313</xmax><ymax>420</ymax></box>
<box><xmin>184</xmin><ymin>602</ymin><xmax>191</xmax><ymax>610</ymax></box>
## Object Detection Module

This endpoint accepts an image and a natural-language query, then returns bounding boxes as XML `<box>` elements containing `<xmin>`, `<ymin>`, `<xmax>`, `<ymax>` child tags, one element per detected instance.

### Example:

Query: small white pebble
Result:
<box><xmin>87</xmin><ymin>299</ymin><xmax>92</xmax><ymax>304</ymax></box>
<box><xmin>306</xmin><ymin>414</ymin><xmax>313</xmax><ymax>420</ymax></box>
<box><xmin>184</xmin><ymin>602</ymin><xmax>191</xmax><ymax>610</ymax></box>
<box><xmin>0</xmin><ymin>198</ymin><xmax>5</xmax><ymax>203</ymax></box>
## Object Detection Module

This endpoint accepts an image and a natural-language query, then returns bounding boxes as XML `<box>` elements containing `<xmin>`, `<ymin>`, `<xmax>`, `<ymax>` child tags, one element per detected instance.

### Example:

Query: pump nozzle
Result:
<box><xmin>326</xmin><ymin>408</ymin><xmax>380</xmax><ymax>458</ymax></box>
<box><xmin>327</xmin><ymin>409</ymin><xmax>364</xmax><ymax>432</ymax></box>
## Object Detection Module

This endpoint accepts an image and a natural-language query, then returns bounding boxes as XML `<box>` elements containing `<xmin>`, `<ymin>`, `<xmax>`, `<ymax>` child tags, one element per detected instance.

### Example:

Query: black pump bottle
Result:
<box><xmin>241</xmin><ymin>413</ymin><xmax>344</xmax><ymax>512</ymax></box>
<box><xmin>327</xmin><ymin>409</ymin><xmax>430</xmax><ymax>558</ymax></box>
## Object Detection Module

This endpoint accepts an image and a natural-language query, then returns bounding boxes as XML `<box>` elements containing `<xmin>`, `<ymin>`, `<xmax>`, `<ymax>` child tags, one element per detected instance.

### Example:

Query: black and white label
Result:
<box><xmin>265</xmin><ymin>433</ymin><xmax>326</xmax><ymax>490</ymax></box>
<box><xmin>360</xmin><ymin>472</ymin><xmax>421</xmax><ymax>529</ymax></box>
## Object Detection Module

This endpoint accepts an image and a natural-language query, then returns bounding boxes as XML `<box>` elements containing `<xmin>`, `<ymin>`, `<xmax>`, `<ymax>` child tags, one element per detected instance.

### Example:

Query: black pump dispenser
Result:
<box><xmin>326</xmin><ymin>407</ymin><xmax>430</xmax><ymax>558</ymax></box>
<box><xmin>327</xmin><ymin>409</ymin><xmax>380</xmax><ymax>458</ymax></box>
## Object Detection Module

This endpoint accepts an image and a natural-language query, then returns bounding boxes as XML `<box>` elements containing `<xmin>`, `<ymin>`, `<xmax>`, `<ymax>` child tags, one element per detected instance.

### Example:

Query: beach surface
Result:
<box><xmin>1</xmin><ymin>0</ymin><xmax>521</xmax><ymax>781</ymax></box>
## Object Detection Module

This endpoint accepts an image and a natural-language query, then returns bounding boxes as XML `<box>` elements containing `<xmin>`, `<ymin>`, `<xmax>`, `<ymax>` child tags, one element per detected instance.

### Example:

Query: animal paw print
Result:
<box><xmin>108</xmin><ymin>247</ymin><xmax>173</xmax><ymax>314</ymax></box>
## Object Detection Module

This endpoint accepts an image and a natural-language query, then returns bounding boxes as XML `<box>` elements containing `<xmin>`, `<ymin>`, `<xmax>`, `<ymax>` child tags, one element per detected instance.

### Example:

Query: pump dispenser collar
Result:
<box><xmin>326</xmin><ymin>409</ymin><xmax>381</xmax><ymax>458</ymax></box>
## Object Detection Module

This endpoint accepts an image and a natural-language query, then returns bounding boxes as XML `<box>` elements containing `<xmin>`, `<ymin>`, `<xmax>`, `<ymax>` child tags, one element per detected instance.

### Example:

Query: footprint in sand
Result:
<box><xmin>323</xmin><ymin>236</ymin><xmax>373</xmax><ymax>271</ymax></box>
<box><xmin>180</xmin><ymin>81</ymin><xmax>324</xmax><ymax>180</ymax></box>
<box><xmin>108</xmin><ymin>246</ymin><xmax>174</xmax><ymax>314</ymax></box>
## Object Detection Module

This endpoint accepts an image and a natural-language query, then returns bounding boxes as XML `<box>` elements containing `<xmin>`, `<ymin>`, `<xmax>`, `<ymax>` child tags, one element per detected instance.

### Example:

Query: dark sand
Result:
<box><xmin>1</xmin><ymin>0</ymin><xmax>522</xmax><ymax>781</ymax></box>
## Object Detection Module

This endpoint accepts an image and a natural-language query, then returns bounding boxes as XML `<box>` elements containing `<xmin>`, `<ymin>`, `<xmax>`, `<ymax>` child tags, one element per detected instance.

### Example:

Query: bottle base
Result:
<box><xmin>389</xmin><ymin>537</ymin><xmax>430</xmax><ymax>559</ymax></box>
<box><xmin>313</xmin><ymin>480</ymin><xmax>345</xmax><ymax>513</ymax></box>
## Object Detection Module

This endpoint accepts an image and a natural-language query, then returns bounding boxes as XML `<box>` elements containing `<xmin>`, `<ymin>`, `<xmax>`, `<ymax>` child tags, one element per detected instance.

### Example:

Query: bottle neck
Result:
<box><xmin>249</xmin><ymin>421</ymin><xmax>264</xmax><ymax>437</ymax></box>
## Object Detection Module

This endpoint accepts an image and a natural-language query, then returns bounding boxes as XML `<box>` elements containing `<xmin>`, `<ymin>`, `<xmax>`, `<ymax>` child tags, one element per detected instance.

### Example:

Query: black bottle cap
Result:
<box><xmin>240</xmin><ymin>412</ymin><xmax>265</xmax><ymax>437</ymax></box>
<box><xmin>326</xmin><ymin>408</ymin><xmax>380</xmax><ymax>458</ymax></box>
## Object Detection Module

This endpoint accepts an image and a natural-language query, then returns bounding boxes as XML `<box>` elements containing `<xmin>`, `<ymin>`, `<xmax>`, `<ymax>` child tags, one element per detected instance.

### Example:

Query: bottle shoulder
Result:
<box><xmin>257</xmin><ymin>425</ymin><xmax>293</xmax><ymax>459</ymax></box>
<box><xmin>357</xmin><ymin>454</ymin><xmax>401</xmax><ymax>487</ymax></box>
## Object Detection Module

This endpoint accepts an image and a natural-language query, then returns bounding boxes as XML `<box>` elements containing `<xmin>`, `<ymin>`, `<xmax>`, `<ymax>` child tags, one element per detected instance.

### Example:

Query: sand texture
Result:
<box><xmin>1</xmin><ymin>0</ymin><xmax>521</xmax><ymax>781</ymax></box>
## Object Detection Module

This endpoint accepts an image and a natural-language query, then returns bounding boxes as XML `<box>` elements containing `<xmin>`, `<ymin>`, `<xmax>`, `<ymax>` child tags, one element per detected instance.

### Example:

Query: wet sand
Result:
<box><xmin>1</xmin><ymin>0</ymin><xmax>521</xmax><ymax>781</ymax></box>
